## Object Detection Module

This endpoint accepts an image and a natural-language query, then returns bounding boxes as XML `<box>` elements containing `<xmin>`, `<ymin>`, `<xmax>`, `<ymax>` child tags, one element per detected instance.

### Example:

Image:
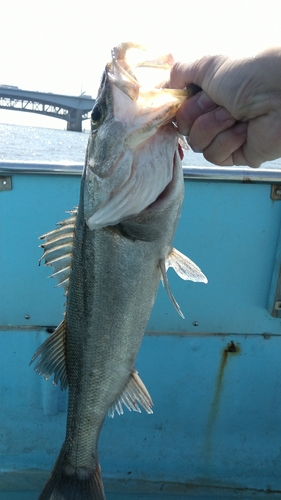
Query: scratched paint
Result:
<box><xmin>205</xmin><ymin>341</ymin><xmax>241</xmax><ymax>462</ymax></box>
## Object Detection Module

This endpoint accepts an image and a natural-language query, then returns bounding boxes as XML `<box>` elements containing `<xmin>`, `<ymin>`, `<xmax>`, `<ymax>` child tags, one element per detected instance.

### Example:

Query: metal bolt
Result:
<box><xmin>193</xmin><ymin>321</ymin><xmax>199</xmax><ymax>327</ymax></box>
<box><xmin>270</xmin><ymin>185</ymin><xmax>281</xmax><ymax>200</ymax></box>
<box><xmin>24</xmin><ymin>314</ymin><xmax>30</xmax><ymax>320</ymax></box>
<box><xmin>0</xmin><ymin>176</ymin><xmax>12</xmax><ymax>192</ymax></box>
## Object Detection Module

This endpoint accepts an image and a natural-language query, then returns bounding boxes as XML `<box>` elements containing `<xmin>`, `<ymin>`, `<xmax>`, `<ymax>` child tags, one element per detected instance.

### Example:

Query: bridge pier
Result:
<box><xmin>67</xmin><ymin>109</ymin><xmax>83</xmax><ymax>132</ymax></box>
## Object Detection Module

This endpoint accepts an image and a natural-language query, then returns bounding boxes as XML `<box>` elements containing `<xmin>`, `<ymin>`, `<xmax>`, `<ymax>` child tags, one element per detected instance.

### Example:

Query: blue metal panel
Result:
<box><xmin>267</xmin><ymin>224</ymin><xmax>281</xmax><ymax>317</ymax></box>
<box><xmin>150</xmin><ymin>181</ymin><xmax>281</xmax><ymax>334</ymax></box>
<box><xmin>0</xmin><ymin>174</ymin><xmax>79</xmax><ymax>326</ymax></box>
<box><xmin>1</xmin><ymin>164</ymin><xmax>281</xmax><ymax>496</ymax></box>
<box><xmin>1</xmin><ymin>330</ymin><xmax>281</xmax><ymax>493</ymax></box>
<box><xmin>1</xmin><ymin>172</ymin><xmax>281</xmax><ymax>333</ymax></box>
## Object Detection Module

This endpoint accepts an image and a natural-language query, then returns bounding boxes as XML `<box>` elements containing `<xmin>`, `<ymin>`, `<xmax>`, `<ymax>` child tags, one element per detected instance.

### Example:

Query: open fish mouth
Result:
<box><xmin>84</xmin><ymin>42</ymin><xmax>194</xmax><ymax>230</ymax></box>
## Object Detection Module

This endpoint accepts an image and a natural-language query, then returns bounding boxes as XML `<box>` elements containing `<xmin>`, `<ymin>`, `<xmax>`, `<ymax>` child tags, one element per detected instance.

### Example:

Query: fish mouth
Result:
<box><xmin>85</xmin><ymin>43</ymin><xmax>191</xmax><ymax>230</ymax></box>
<box><xmin>108</xmin><ymin>42</ymin><xmax>190</xmax><ymax>124</ymax></box>
<box><xmin>108</xmin><ymin>42</ymin><xmax>186</xmax><ymax>100</ymax></box>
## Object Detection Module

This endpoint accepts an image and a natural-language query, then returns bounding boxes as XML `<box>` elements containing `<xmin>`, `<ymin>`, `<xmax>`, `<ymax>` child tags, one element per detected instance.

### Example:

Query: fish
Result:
<box><xmin>31</xmin><ymin>42</ymin><xmax>208</xmax><ymax>500</ymax></box>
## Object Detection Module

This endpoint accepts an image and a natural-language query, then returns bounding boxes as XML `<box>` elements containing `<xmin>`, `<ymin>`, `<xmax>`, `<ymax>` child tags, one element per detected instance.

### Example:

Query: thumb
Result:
<box><xmin>169</xmin><ymin>56</ymin><xmax>231</xmax><ymax>107</ymax></box>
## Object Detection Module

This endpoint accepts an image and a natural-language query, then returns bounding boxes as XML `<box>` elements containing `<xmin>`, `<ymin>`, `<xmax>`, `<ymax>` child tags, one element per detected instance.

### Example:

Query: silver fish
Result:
<box><xmin>31</xmin><ymin>42</ymin><xmax>207</xmax><ymax>500</ymax></box>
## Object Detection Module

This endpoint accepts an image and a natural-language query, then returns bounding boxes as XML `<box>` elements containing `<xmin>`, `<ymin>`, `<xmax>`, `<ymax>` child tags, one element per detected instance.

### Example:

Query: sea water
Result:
<box><xmin>1</xmin><ymin>122</ymin><xmax>280</xmax><ymax>169</ymax></box>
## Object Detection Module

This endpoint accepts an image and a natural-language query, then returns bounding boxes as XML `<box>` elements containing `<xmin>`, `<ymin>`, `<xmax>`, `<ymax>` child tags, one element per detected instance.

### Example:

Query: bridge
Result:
<box><xmin>0</xmin><ymin>85</ymin><xmax>95</xmax><ymax>131</ymax></box>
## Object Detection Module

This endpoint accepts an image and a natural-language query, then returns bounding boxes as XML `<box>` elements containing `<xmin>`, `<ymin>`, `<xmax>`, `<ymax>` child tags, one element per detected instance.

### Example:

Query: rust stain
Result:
<box><xmin>205</xmin><ymin>341</ymin><xmax>241</xmax><ymax>462</ymax></box>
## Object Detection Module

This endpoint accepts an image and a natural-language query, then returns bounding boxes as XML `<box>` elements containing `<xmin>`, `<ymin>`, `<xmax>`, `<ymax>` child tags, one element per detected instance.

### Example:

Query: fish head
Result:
<box><xmin>84</xmin><ymin>42</ymin><xmax>191</xmax><ymax>230</ymax></box>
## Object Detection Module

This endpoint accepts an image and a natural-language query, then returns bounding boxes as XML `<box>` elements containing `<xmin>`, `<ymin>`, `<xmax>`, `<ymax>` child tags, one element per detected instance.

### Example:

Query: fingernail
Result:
<box><xmin>197</xmin><ymin>92</ymin><xmax>216</xmax><ymax>112</ymax></box>
<box><xmin>215</xmin><ymin>107</ymin><xmax>233</xmax><ymax>122</ymax></box>
<box><xmin>234</xmin><ymin>122</ymin><xmax>247</xmax><ymax>134</ymax></box>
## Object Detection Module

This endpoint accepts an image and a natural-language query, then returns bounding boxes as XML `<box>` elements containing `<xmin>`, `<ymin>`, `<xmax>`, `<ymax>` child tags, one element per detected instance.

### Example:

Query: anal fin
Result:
<box><xmin>30</xmin><ymin>319</ymin><xmax>68</xmax><ymax>390</ymax></box>
<box><xmin>108</xmin><ymin>370</ymin><xmax>153</xmax><ymax>418</ymax></box>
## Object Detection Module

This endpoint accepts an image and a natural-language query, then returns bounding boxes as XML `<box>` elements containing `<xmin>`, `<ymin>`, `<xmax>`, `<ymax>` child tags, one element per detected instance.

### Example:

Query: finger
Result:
<box><xmin>169</xmin><ymin>57</ymin><xmax>230</xmax><ymax>102</ymax></box>
<box><xmin>188</xmin><ymin>107</ymin><xmax>236</xmax><ymax>152</ymax></box>
<box><xmin>232</xmin><ymin>146</ymin><xmax>262</xmax><ymax>168</ymax></box>
<box><xmin>241</xmin><ymin>113</ymin><xmax>281</xmax><ymax>167</ymax></box>
<box><xmin>202</xmin><ymin>122</ymin><xmax>248</xmax><ymax>166</ymax></box>
<box><xmin>168</xmin><ymin>61</ymin><xmax>194</xmax><ymax>89</ymax></box>
<box><xmin>175</xmin><ymin>90</ymin><xmax>217</xmax><ymax>135</ymax></box>
<box><xmin>220</xmin><ymin>145</ymin><xmax>262</xmax><ymax>168</ymax></box>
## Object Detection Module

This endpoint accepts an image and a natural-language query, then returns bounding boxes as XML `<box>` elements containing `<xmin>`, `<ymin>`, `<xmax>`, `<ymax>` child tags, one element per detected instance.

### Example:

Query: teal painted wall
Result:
<box><xmin>1</xmin><ymin>166</ymin><xmax>281</xmax><ymax>493</ymax></box>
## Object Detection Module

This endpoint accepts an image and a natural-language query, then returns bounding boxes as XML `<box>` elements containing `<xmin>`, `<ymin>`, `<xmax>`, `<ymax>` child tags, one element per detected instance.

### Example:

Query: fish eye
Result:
<box><xmin>91</xmin><ymin>103</ymin><xmax>104</xmax><ymax>129</ymax></box>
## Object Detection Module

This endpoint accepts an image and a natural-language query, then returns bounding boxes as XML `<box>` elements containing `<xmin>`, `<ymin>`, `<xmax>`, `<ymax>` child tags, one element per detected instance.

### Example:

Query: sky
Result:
<box><xmin>0</xmin><ymin>0</ymin><xmax>280</xmax><ymax>129</ymax></box>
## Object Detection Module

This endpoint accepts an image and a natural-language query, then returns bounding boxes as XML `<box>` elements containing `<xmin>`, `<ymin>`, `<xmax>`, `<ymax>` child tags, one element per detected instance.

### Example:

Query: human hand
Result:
<box><xmin>167</xmin><ymin>48</ymin><xmax>281</xmax><ymax>167</ymax></box>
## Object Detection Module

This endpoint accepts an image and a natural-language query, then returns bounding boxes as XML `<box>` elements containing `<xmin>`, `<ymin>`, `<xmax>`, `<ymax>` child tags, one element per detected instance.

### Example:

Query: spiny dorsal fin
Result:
<box><xmin>108</xmin><ymin>370</ymin><xmax>153</xmax><ymax>418</ymax></box>
<box><xmin>39</xmin><ymin>224</ymin><xmax>75</xmax><ymax>242</ymax></box>
<box><xmin>40</xmin><ymin>233</ymin><xmax>74</xmax><ymax>252</ymax></box>
<box><xmin>30</xmin><ymin>319</ymin><xmax>68</xmax><ymax>390</ymax></box>
<box><xmin>166</xmin><ymin>248</ymin><xmax>208</xmax><ymax>283</ymax></box>
<box><xmin>39</xmin><ymin>208</ymin><xmax>77</xmax><ymax>294</ymax></box>
<box><xmin>31</xmin><ymin>210</ymin><xmax>77</xmax><ymax>387</ymax></box>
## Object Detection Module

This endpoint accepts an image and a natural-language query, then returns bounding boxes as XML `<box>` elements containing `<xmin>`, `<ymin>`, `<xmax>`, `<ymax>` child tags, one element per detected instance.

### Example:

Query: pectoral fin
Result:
<box><xmin>108</xmin><ymin>370</ymin><xmax>153</xmax><ymax>417</ymax></box>
<box><xmin>30</xmin><ymin>319</ymin><xmax>68</xmax><ymax>390</ymax></box>
<box><xmin>160</xmin><ymin>248</ymin><xmax>208</xmax><ymax>318</ymax></box>
<box><xmin>160</xmin><ymin>258</ymin><xmax>184</xmax><ymax>318</ymax></box>
<box><xmin>166</xmin><ymin>248</ymin><xmax>208</xmax><ymax>283</ymax></box>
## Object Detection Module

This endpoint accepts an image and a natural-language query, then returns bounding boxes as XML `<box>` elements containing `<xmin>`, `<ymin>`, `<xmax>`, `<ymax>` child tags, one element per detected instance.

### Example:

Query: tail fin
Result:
<box><xmin>38</xmin><ymin>461</ymin><xmax>105</xmax><ymax>500</ymax></box>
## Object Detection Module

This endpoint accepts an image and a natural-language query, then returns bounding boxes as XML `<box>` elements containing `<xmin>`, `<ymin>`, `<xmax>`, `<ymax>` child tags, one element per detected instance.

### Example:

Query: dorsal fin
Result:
<box><xmin>30</xmin><ymin>209</ymin><xmax>77</xmax><ymax>387</ymax></box>
<box><xmin>40</xmin><ymin>233</ymin><xmax>74</xmax><ymax>252</ymax></box>
<box><xmin>39</xmin><ymin>208</ymin><xmax>77</xmax><ymax>294</ymax></box>
<box><xmin>30</xmin><ymin>319</ymin><xmax>68</xmax><ymax>390</ymax></box>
